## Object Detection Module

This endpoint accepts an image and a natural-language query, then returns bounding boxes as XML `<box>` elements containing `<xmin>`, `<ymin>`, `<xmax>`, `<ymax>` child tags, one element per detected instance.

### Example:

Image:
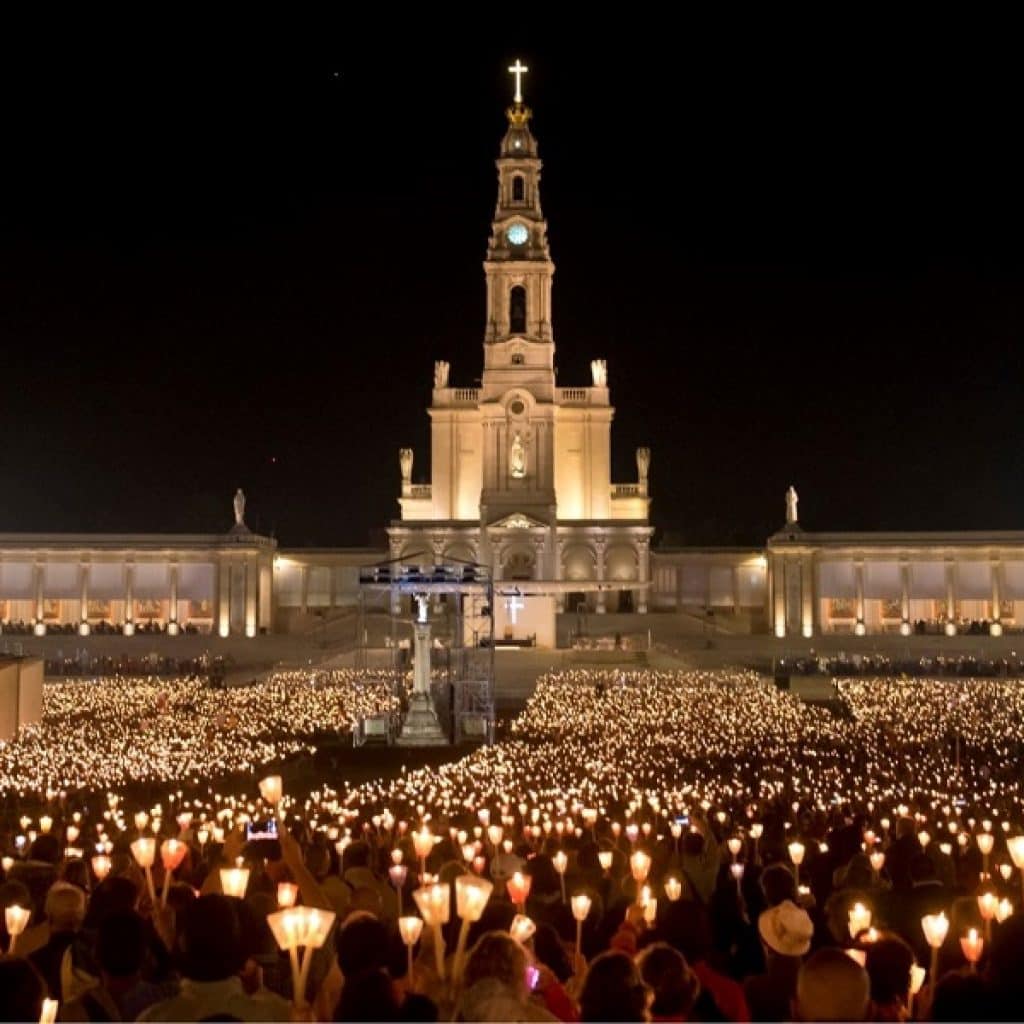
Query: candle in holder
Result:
<box><xmin>917</xmin><ymin>830</ymin><xmax>930</xmax><ymax>850</ymax></box>
<box><xmin>664</xmin><ymin>877</ymin><xmax>682</xmax><ymax>902</ymax></box>
<box><xmin>1</xmin><ymin>856</ymin><xmax>13</xmax><ymax>873</ymax></box>
<box><xmin>91</xmin><ymin>854</ymin><xmax>111</xmax><ymax>882</ymax></box>
<box><xmin>598</xmin><ymin>850</ymin><xmax>613</xmax><ymax>874</ymax></box>
<box><xmin>510</xmin><ymin>914</ymin><xmax>536</xmax><ymax>944</ymax></box>
<box><xmin>630</xmin><ymin>850</ymin><xmax>651</xmax><ymax>903</ymax></box>
<box><xmin>130</xmin><ymin>837</ymin><xmax>157</xmax><ymax>904</ymax></box>
<box><xmin>848</xmin><ymin>902</ymin><xmax>872</xmax><ymax>940</ymax></box>
<box><xmin>978</xmin><ymin>891</ymin><xmax>997</xmax><ymax>941</ymax></box>
<box><xmin>398</xmin><ymin>916</ymin><xmax>424</xmax><ymax>984</ymax></box>
<box><xmin>487</xmin><ymin>824</ymin><xmax>503</xmax><ymax>848</ymax></box>
<box><xmin>507</xmin><ymin>871</ymin><xmax>532</xmax><ymax>913</ymax></box>
<box><xmin>869</xmin><ymin>850</ymin><xmax>885</xmax><ymax>876</ymax></box>
<box><xmin>960</xmin><ymin>927</ymin><xmax>983</xmax><ymax>970</ymax></box>
<box><xmin>907</xmin><ymin>963</ymin><xmax>926</xmax><ymax>1018</ymax></box>
<box><xmin>277</xmin><ymin>882</ymin><xmax>299</xmax><ymax>908</ymax></box>
<box><xmin>5</xmin><ymin>904</ymin><xmax>30</xmax><ymax>954</ymax></box>
<box><xmin>412</xmin><ymin>827</ymin><xmax>434</xmax><ymax>881</ymax></box>
<box><xmin>413</xmin><ymin>883</ymin><xmax>451</xmax><ymax>980</ymax></box>
<box><xmin>571</xmin><ymin>892</ymin><xmax>592</xmax><ymax>960</ymax></box>
<box><xmin>643</xmin><ymin>896</ymin><xmax>658</xmax><ymax>925</ymax></box>
<box><xmin>389</xmin><ymin>864</ymin><xmax>408</xmax><ymax>915</ymax></box>
<box><xmin>159</xmin><ymin>838</ymin><xmax>187</xmax><ymax>907</ymax></box>
<box><xmin>788</xmin><ymin>841</ymin><xmax>805</xmax><ymax>883</ymax></box>
<box><xmin>727</xmin><ymin>837</ymin><xmax>742</xmax><ymax>861</ymax></box>
<box><xmin>453</xmin><ymin>874</ymin><xmax>494</xmax><ymax>981</ymax></box>
<box><xmin>977</xmin><ymin>831</ymin><xmax>994</xmax><ymax>874</ymax></box>
<box><xmin>552</xmin><ymin>850</ymin><xmax>568</xmax><ymax>903</ymax></box>
<box><xmin>220</xmin><ymin>861</ymin><xmax>250</xmax><ymax>899</ymax></box>
<box><xmin>922</xmin><ymin>912</ymin><xmax>949</xmax><ymax>1001</ymax></box>
<box><xmin>39</xmin><ymin>815</ymin><xmax>53</xmax><ymax>835</ymax></box>
<box><xmin>259</xmin><ymin>775</ymin><xmax>283</xmax><ymax>811</ymax></box>
<box><xmin>134</xmin><ymin>811</ymin><xmax>149</xmax><ymax>833</ymax></box>
<box><xmin>267</xmin><ymin>906</ymin><xmax>336</xmax><ymax>1009</ymax></box>
<box><xmin>39</xmin><ymin>998</ymin><xmax>58</xmax><ymax>1024</ymax></box>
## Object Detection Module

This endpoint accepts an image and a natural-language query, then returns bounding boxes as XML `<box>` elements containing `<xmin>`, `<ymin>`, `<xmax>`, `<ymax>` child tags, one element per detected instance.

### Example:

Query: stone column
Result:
<box><xmin>801</xmin><ymin>557</ymin><xmax>815</xmax><ymax>638</ymax></box>
<box><xmin>33</xmin><ymin>562</ymin><xmax>44</xmax><ymax>625</ymax></box>
<box><xmin>854</xmin><ymin>560</ymin><xmax>865</xmax><ymax>634</ymax></box>
<box><xmin>218</xmin><ymin>558</ymin><xmax>231</xmax><ymax>638</ymax></box>
<box><xmin>299</xmin><ymin>566</ymin><xmax>310</xmax><ymax>616</ymax></box>
<box><xmin>245</xmin><ymin>560</ymin><xmax>257</xmax><ymax>638</ymax></box>
<box><xmin>123</xmin><ymin>563</ymin><xmax>135</xmax><ymax>635</ymax></box>
<box><xmin>167</xmin><ymin>563</ymin><xmax>180</xmax><ymax>636</ymax></box>
<box><xmin>991</xmin><ymin>559</ymin><xmax>1004</xmax><ymax>636</ymax></box>
<box><xmin>945</xmin><ymin>560</ymin><xmax>957</xmax><ymax>636</ymax></box>
<box><xmin>595</xmin><ymin>538</ymin><xmax>607</xmax><ymax>614</ymax></box>
<box><xmin>731</xmin><ymin>566</ymin><xmax>742</xmax><ymax>617</ymax></box>
<box><xmin>555</xmin><ymin>537</ymin><xmax>565</xmax><ymax>613</ymax></box>
<box><xmin>772</xmin><ymin>557</ymin><xmax>786</xmax><ymax>638</ymax></box>
<box><xmin>899</xmin><ymin>560</ymin><xmax>911</xmax><ymax>632</ymax></box>
<box><xmin>79</xmin><ymin>562</ymin><xmax>90</xmax><ymax>636</ymax></box>
<box><xmin>389</xmin><ymin>537</ymin><xmax>403</xmax><ymax>616</ymax></box>
<box><xmin>637</xmin><ymin>537</ymin><xmax>649</xmax><ymax>614</ymax></box>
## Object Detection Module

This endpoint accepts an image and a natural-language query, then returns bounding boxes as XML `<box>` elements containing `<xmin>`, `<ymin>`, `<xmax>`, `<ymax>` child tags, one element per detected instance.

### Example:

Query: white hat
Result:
<box><xmin>759</xmin><ymin>899</ymin><xmax>814</xmax><ymax>957</ymax></box>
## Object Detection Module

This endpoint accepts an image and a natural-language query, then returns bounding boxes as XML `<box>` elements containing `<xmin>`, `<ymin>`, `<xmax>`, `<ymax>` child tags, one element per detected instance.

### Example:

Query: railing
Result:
<box><xmin>452</xmin><ymin>388</ymin><xmax>480</xmax><ymax>403</ymax></box>
<box><xmin>612</xmin><ymin>484</ymin><xmax>641</xmax><ymax>497</ymax></box>
<box><xmin>408</xmin><ymin>484</ymin><xmax>432</xmax><ymax>498</ymax></box>
<box><xmin>560</xmin><ymin>388</ymin><xmax>589</xmax><ymax>403</ymax></box>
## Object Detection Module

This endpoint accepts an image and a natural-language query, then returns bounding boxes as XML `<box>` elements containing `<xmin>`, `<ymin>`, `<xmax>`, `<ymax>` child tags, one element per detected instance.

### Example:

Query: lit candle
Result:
<box><xmin>453</xmin><ymin>874</ymin><xmax>494</xmax><ymax>981</ymax></box>
<box><xmin>571</xmin><ymin>892</ymin><xmax>592</xmax><ymax>960</ymax></box>
<box><xmin>259</xmin><ymin>774</ymin><xmax>283</xmax><ymax>809</ymax></box>
<box><xmin>130</xmin><ymin>837</ymin><xmax>157</xmax><ymax>903</ymax></box>
<box><xmin>552</xmin><ymin>850</ymin><xmax>568</xmax><ymax>903</ymax></box>
<box><xmin>220</xmin><ymin>863</ymin><xmax>250</xmax><ymax>899</ymax></box>
<box><xmin>398</xmin><ymin>916</ymin><xmax>423</xmax><ymax>983</ymax></box>
<box><xmin>413</xmin><ymin>883</ymin><xmax>450</xmax><ymax>980</ymax></box>
<box><xmin>39</xmin><ymin>998</ymin><xmax>58</xmax><ymax>1024</ymax></box>
<box><xmin>848</xmin><ymin>902</ymin><xmax>872</xmax><ymax>940</ymax></box>
<box><xmin>5</xmin><ymin>904</ymin><xmax>30</xmax><ymax>954</ymax></box>
<box><xmin>507</xmin><ymin>870</ymin><xmax>532</xmax><ymax>912</ymax></box>
<box><xmin>664</xmin><ymin>877</ymin><xmax>682</xmax><ymax>902</ymax></box>
<box><xmin>510</xmin><ymin>914</ymin><xmax>536</xmax><ymax>944</ymax></box>
<box><xmin>960</xmin><ymin>927</ymin><xmax>983</xmax><ymax>970</ymax></box>
<box><xmin>277</xmin><ymin>882</ymin><xmax>299</xmax><ymax>908</ymax></box>
<box><xmin>922</xmin><ymin>912</ymin><xmax>949</xmax><ymax>1001</ymax></box>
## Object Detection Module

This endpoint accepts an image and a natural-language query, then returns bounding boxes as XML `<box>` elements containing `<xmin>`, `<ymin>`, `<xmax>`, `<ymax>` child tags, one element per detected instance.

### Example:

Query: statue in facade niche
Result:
<box><xmin>510</xmin><ymin>431</ymin><xmax>527</xmax><ymax>478</ymax></box>
<box><xmin>433</xmin><ymin>360</ymin><xmax>450</xmax><ymax>389</ymax></box>
<box><xmin>590</xmin><ymin>358</ymin><xmax>607</xmax><ymax>387</ymax></box>
<box><xmin>399</xmin><ymin>448</ymin><xmax>414</xmax><ymax>483</ymax></box>
<box><xmin>636</xmin><ymin>446</ymin><xmax>651</xmax><ymax>484</ymax></box>
<box><xmin>233</xmin><ymin>488</ymin><xmax>246</xmax><ymax>527</ymax></box>
<box><xmin>786</xmin><ymin>485</ymin><xmax>799</xmax><ymax>525</ymax></box>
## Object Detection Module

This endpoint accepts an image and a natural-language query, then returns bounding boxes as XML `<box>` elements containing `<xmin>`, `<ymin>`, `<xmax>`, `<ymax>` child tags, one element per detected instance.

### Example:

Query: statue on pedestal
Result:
<box><xmin>399</xmin><ymin>448</ymin><xmax>414</xmax><ymax>483</ymax></box>
<box><xmin>433</xmin><ymin>360</ymin><xmax>450</xmax><ymax>389</ymax></box>
<box><xmin>786</xmin><ymin>485</ymin><xmax>799</xmax><ymax>525</ymax></box>
<box><xmin>590</xmin><ymin>358</ymin><xmax>608</xmax><ymax>387</ymax></box>
<box><xmin>636</xmin><ymin>447</ymin><xmax>651</xmax><ymax>486</ymax></box>
<box><xmin>233</xmin><ymin>489</ymin><xmax>246</xmax><ymax>528</ymax></box>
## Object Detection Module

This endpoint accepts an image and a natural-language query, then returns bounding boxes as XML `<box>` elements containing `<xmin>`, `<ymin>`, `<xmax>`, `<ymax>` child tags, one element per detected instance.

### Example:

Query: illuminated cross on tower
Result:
<box><xmin>506</xmin><ymin>593</ymin><xmax>525</xmax><ymax>624</ymax></box>
<box><xmin>507</xmin><ymin>59</ymin><xmax>528</xmax><ymax>104</ymax></box>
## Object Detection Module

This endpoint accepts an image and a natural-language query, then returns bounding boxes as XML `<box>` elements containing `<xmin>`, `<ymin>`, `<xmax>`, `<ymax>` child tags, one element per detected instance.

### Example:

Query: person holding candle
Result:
<box><xmin>744</xmin><ymin>900</ymin><xmax>813</xmax><ymax>1022</ymax></box>
<box><xmin>791</xmin><ymin>947</ymin><xmax>870</xmax><ymax>1022</ymax></box>
<box><xmin>862</xmin><ymin>932</ymin><xmax>914</xmax><ymax>1022</ymax></box>
<box><xmin>138</xmin><ymin>894</ymin><xmax>291</xmax><ymax>1021</ymax></box>
<box><xmin>457</xmin><ymin>931</ymin><xmax>559</xmax><ymax>1021</ymax></box>
<box><xmin>28</xmin><ymin>881</ymin><xmax>93</xmax><ymax>1005</ymax></box>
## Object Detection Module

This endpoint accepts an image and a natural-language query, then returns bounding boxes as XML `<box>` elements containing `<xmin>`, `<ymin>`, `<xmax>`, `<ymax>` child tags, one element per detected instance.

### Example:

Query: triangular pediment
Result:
<box><xmin>490</xmin><ymin>512</ymin><xmax>548</xmax><ymax>530</ymax></box>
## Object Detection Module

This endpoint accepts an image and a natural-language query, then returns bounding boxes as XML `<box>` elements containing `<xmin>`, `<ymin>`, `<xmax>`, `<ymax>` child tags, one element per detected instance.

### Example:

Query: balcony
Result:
<box><xmin>452</xmin><ymin>388</ymin><xmax>481</xmax><ymax>403</ymax></box>
<box><xmin>560</xmin><ymin>388</ymin><xmax>589</xmax><ymax>404</ymax></box>
<box><xmin>612</xmin><ymin>484</ymin><xmax>641</xmax><ymax>497</ymax></box>
<box><xmin>408</xmin><ymin>484</ymin><xmax>432</xmax><ymax>498</ymax></box>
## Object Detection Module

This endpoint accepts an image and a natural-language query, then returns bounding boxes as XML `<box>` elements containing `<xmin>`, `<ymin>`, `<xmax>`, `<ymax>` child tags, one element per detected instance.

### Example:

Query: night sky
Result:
<box><xmin>3</xmin><ymin>30</ymin><xmax>1022</xmax><ymax>548</ymax></box>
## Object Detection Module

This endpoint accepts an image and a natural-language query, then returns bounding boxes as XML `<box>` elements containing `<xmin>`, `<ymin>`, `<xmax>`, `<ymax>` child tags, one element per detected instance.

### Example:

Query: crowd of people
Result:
<box><xmin>0</xmin><ymin>670</ymin><xmax>404</xmax><ymax>796</ymax></box>
<box><xmin>775</xmin><ymin>653</ymin><xmax>1024</xmax><ymax>678</ymax></box>
<box><xmin>0</xmin><ymin>668</ymin><xmax>1023</xmax><ymax>1020</ymax></box>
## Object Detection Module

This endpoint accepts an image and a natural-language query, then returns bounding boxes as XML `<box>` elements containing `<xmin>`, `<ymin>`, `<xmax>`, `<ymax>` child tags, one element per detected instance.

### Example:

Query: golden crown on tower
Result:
<box><xmin>506</xmin><ymin>103</ymin><xmax>533</xmax><ymax>127</ymax></box>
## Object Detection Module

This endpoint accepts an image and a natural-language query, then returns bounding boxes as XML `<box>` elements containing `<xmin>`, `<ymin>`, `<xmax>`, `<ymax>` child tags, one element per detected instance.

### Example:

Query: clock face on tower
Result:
<box><xmin>505</xmin><ymin>223</ymin><xmax>529</xmax><ymax>246</ymax></box>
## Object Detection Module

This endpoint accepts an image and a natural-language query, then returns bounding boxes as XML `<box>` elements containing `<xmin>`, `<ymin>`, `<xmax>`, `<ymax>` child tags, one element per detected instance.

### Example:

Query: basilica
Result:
<box><xmin>2</xmin><ymin>66</ymin><xmax>1024</xmax><ymax>646</ymax></box>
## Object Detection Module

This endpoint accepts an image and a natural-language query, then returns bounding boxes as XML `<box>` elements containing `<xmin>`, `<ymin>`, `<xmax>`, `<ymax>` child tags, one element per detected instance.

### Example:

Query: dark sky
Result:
<box><xmin>2</xmin><ymin>28</ymin><xmax>1023</xmax><ymax>547</ymax></box>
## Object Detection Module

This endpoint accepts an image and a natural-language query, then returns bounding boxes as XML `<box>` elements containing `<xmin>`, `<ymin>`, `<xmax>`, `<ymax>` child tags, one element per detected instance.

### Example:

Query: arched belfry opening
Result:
<box><xmin>509</xmin><ymin>285</ymin><xmax>527</xmax><ymax>335</ymax></box>
<box><xmin>512</xmin><ymin>174</ymin><xmax>525</xmax><ymax>201</ymax></box>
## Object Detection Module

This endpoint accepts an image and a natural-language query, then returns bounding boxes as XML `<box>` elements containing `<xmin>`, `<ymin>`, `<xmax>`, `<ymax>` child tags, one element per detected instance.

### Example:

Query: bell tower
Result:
<box><xmin>481</xmin><ymin>60</ymin><xmax>556</xmax><ymax>405</ymax></box>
